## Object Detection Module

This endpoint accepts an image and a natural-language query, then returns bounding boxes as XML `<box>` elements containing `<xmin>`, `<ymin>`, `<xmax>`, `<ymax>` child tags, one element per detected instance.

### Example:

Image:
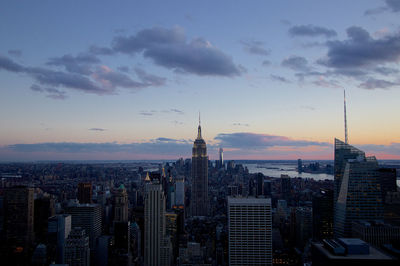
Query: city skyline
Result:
<box><xmin>1</xmin><ymin>0</ymin><xmax>400</xmax><ymax>161</ymax></box>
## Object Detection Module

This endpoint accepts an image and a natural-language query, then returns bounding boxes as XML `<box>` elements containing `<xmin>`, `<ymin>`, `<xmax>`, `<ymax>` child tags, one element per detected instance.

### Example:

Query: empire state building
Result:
<box><xmin>191</xmin><ymin>120</ymin><xmax>209</xmax><ymax>217</ymax></box>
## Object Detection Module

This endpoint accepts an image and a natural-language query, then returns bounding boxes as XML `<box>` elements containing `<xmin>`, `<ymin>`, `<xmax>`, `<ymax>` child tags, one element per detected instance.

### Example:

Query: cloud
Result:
<box><xmin>241</xmin><ymin>40</ymin><xmax>270</xmax><ymax>56</ymax></box>
<box><xmin>312</xmin><ymin>77</ymin><xmax>342</xmax><ymax>88</ymax></box>
<box><xmin>112</xmin><ymin>26</ymin><xmax>241</xmax><ymax>76</ymax></box>
<box><xmin>374</xmin><ymin>66</ymin><xmax>399</xmax><ymax>76</ymax></box>
<box><xmin>0</xmin><ymin>56</ymin><xmax>166</xmax><ymax>95</ymax></box>
<box><xmin>262</xmin><ymin>60</ymin><xmax>271</xmax><ymax>66</ymax></box>
<box><xmin>0</xmin><ymin>54</ymin><xmax>25</xmax><ymax>72</ymax></box>
<box><xmin>89</xmin><ymin>128</ymin><xmax>107</xmax><ymax>131</ymax></box>
<box><xmin>270</xmin><ymin>74</ymin><xmax>291</xmax><ymax>83</ymax></box>
<box><xmin>318</xmin><ymin>26</ymin><xmax>400</xmax><ymax>69</ymax></box>
<box><xmin>214</xmin><ymin>132</ymin><xmax>330</xmax><ymax>149</ymax></box>
<box><xmin>139</xmin><ymin>111</ymin><xmax>156</xmax><ymax>116</ymax></box>
<box><xmin>8</xmin><ymin>49</ymin><xmax>22</xmax><ymax>57</ymax></box>
<box><xmin>30</xmin><ymin>84</ymin><xmax>67</xmax><ymax>100</ymax></box>
<box><xmin>88</xmin><ymin>45</ymin><xmax>115</xmax><ymax>55</ymax></box>
<box><xmin>169</xmin><ymin>108</ymin><xmax>184</xmax><ymax>114</ymax></box>
<box><xmin>139</xmin><ymin>108</ymin><xmax>184</xmax><ymax>116</ymax></box>
<box><xmin>289</xmin><ymin>24</ymin><xmax>337</xmax><ymax>38</ymax></box>
<box><xmin>232</xmin><ymin>123</ymin><xmax>250</xmax><ymax>127</ymax></box>
<box><xmin>386</xmin><ymin>0</ymin><xmax>400</xmax><ymax>12</ymax></box>
<box><xmin>117</xmin><ymin>66</ymin><xmax>130</xmax><ymax>72</ymax></box>
<box><xmin>365</xmin><ymin>0</ymin><xmax>400</xmax><ymax>15</ymax></box>
<box><xmin>282</xmin><ymin>55</ymin><xmax>310</xmax><ymax>71</ymax></box>
<box><xmin>359</xmin><ymin>142</ymin><xmax>400</xmax><ymax>155</ymax></box>
<box><xmin>47</xmin><ymin>53</ymin><xmax>100</xmax><ymax>75</ymax></box>
<box><xmin>300</xmin><ymin>105</ymin><xmax>316</xmax><ymax>111</ymax></box>
<box><xmin>358</xmin><ymin>78</ymin><xmax>399</xmax><ymax>90</ymax></box>
<box><xmin>4</xmin><ymin>139</ymin><xmax>193</xmax><ymax>157</ymax></box>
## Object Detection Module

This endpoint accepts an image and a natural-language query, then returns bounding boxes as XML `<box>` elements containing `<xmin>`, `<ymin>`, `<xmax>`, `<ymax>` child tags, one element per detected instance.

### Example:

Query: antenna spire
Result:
<box><xmin>344</xmin><ymin>89</ymin><xmax>348</xmax><ymax>144</ymax></box>
<box><xmin>197</xmin><ymin>112</ymin><xmax>202</xmax><ymax>139</ymax></box>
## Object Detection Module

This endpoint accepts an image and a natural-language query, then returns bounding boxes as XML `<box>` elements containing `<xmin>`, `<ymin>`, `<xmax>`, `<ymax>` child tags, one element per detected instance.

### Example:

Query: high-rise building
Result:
<box><xmin>34</xmin><ymin>196</ymin><xmax>55</xmax><ymax>243</ymax></box>
<box><xmin>334</xmin><ymin>140</ymin><xmax>384</xmax><ymax>237</ymax></box>
<box><xmin>77</xmin><ymin>182</ymin><xmax>92</xmax><ymax>204</ymax></box>
<box><xmin>219</xmin><ymin>147</ymin><xmax>224</xmax><ymax>169</ymax></box>
<box><xmin>295</xmin><ymin>207</ymin><xmax>313</xmax><ymax>249</ymax></box>
<box><xmin>114</xmin><ymin>184</ymin><xmax>129</xmax><ymax>223</ymax></box>
<box><xmin>191</xmin><ymin>120</ymin><xmax>209</xmax><ymax>217</ymax></box>
<box><xmin>378</xmin><ymin>168</ymin><xmax>397</xmax><ymax>202</ymax></box>
<box><xmin>228</xmin><ymin>197</ymin><xmax>272</xmax><ymax>266</ymax></box>
<box><xmin>256</xmin><ymin>173</ymin><xmax>264</xmax><ymax>197</ymax></box>
<box><xmin>313</xmin><ymin>189</ymin><xmax>333</xmax><ymax>240</ymax></box>
<box><xmin>64</xmin><ymin>227</ymin><xmax>90</xmax><ymax>266</ymax></box>
<box><xmin>66</xmin><ymin>204</ymin><xmax>102</xmax><ymax>251</ymax></box>
<box><xmin>281</xmin><ymin>174</ymin><xmax>291</xmax><ymax>200</ymax></box>
<box><xmin>334</xmin><ymin>139</ymin><xmax>364</xmax><ymax>202</ymax></box>
<box><xmin>144</xmin><ymin>182</ymin><xmax>170</xmax><ymax>266</ymax></box>
<box><xmin>298</xmin><ymin>159</ymin><xmax>302</xmax><ymax>173</ymax></box>
<box><xmin>48</xmin><ymin>214</ymin><xmax>72</xmax><ymax>264</ymax></box>
<box><xmin>174</xmin><ymin>177</ymin><xmax>185</xmax><ymax>207</ymax></box>
<box><xmin>3</xmin><ymin>186</ymin><xmax>34</xmax><ymax>248</ymax></box>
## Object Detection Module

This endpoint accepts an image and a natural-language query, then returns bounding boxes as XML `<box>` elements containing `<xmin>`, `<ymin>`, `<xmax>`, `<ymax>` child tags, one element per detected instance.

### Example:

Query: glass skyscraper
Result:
<box><xmin>334</xmin><ymin>139</ymin><xmax>384</xmax><ymax>237</ymax></box>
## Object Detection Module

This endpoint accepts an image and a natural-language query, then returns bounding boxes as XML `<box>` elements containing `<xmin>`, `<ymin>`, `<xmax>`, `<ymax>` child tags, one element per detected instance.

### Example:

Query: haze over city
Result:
<box><xmin>1</xmin><ymin>0</ymin><xmax>400</xmax><ymax>161</ymax></box>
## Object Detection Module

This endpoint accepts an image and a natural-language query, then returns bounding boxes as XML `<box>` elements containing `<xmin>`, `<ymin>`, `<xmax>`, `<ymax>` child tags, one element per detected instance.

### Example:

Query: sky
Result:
<box><xmin>1</xmin><ymin>0</ymin><xmax>400</xmax><ymax>161</ymax></box>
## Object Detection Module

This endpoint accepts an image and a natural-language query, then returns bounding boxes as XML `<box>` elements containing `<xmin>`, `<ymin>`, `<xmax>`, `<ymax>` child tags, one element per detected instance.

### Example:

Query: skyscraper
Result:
<box><xmin>144</xmin><ymin>182</ymin><xmax>170</xmax><ymax>266</ymax></box>
<box><xmin>334</xmin><ymin>140</ymin><xmax>384</xmax><ymax>237</ymax></box>
<box><xmin>66</xmin><ymin>204</ymin><xmax>102</xmax><ymax>251</ymax></box>
<box><xmin>191</xmin><ymin>120</ymin><xmax>208</xmax><ymax>217</ymax></box>
<box><xmin>312</xmin><ymin>189</ymin><xmax>333</xmax><ymax>240</ymax></box>
<box><xmin>64</xmin><ymin>227</ymin><xmax>90</xmax><ymax>266</ymax></box>
<box><xmin>219</xmin><ymin>147</ymin><xmax>224</xmax><ymax>169</ymax></box>
<box><xmin>77</xmin><ymin>182</ymin><xmax>92</xmax><ymax>204</ymax></box>
<box><xmin>48</xmin><ymin>214</ymin><xmax>72</xmax><ymax>264</ymax></box>
<box><xmin>334</xmin><ymin>139</ymin><xmax>364</xmax><ymax>202</ymax></box>
<box><xmin>228</xmin><ymin>197</ymin><xmax>272</xmax><ymax>266</ymax></box>
<box><xmin>3</xmin><ymin>186</ymin><xmax>34</xmax><ymax>249</ymax></box>
<box><xmin>114</xmin><ymin>184</ymin><xmax>129</xmax><ymax>223</ymax></box>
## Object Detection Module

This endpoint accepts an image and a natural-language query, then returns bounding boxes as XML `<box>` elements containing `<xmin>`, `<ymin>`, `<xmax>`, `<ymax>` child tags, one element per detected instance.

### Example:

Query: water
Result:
<box><xmin>244</xmin><ymin>162</ymin><xmax>333</xmax><ymax>181</ymax></box>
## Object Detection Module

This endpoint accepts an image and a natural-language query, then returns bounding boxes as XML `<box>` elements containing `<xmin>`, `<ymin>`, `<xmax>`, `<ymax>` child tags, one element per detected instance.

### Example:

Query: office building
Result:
<box><xmin>281</xmin><ymin>174</ymin><xmax>291</xmax><ymax>200</ymax></box>
<box><xmin>191</xmin><ymin>120</ymin><xmax>209</xmax><ymax>217</ymax></box>
<box><xmin>174</xmin><ymin>177</ymin><xmax>185</xmax><ymax>207</ymax></box>
<box><xmin>66</xmin><ymin>204</ymin><xmax>102</xmax><ymax>250</ymax></box>
<box><xmin>296</xmin><ymin>207</ymin><xmax>313</xmax><ymax>249</ymax></box>
<box><xmin>228</xmin><ymin>197</ymin><xmax>272</xmax><ymax>266</ymax></box>
<box><xmin>114</xmin><ymin>184</ymin><xmax>129</xmax><ymax>223</ymax></box>
<box><xmin>352</xmin><ymin>220</ymin><xmax>400</xmax><ymax>247</ymax></box>
<box><xmin>313</xmin><ymin>189</ymin><xmax>334</xmax><ymax>240</ymax></box>
<box><xmin>334</xmin><ymin>141</ymin><xmax>384</xmax><ymax>237</ymax></box>
<box><xmin>77</xmin><ymin>182</ymin><xmax>92</xmax><ymax>204</ymax></box>
<box><xmin>144</xmin><ymin>182</ymin><xmax>170</xmax><ymax>266</ymax></box>
<box><xmin>48</xmin><ymin>214</ymin><xmax>72</xmax><ymax>264</ymax></box>
<box><xmin>311</xmin><ymin>238</ymin><xmax>396</xmax><ymax>265</ymax></box>
<box><xmin>64</xmin><ymin>227</ymin><xmax>90</xmax><ymax>266</ymax></box>
<box><xmin>3</xmin><ymin>186</ymin><xmax>34</xmax><ymax>248</ymax></box>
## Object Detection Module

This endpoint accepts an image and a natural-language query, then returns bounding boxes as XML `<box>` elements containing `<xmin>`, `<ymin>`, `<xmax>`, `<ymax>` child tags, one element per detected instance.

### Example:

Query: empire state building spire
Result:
<box><xmin>197</xmin><ymin>112</ymin><xmax>202</xmax><ymax>139</ymax></box>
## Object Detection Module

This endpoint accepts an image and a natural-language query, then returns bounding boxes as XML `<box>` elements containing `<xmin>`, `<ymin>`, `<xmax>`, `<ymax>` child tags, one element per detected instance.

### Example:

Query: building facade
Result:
<box><xmin>228</xmin><ymin>197</ymin><xmax>272</xmax><ymax>266</ymax></box>
<box><xmin>191</xmin><ymin>122</ymin><xmax>209</xmax><ymax>217</ymax></box>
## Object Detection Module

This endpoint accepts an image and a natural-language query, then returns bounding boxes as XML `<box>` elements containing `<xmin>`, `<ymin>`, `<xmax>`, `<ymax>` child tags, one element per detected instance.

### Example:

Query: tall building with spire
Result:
<box><xmin>191</xmin><ymin>118</ymin><xmax>209</xmax><ymax>217</ymax></box>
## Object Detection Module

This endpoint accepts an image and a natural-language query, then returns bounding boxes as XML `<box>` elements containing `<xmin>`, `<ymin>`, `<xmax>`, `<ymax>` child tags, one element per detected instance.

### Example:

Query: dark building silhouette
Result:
<box><xmin>378</xmin><ymin>168</ymin><xmax>397</xmax><ymax>202</ymax></box>
<box><xmin>77</xmin><ymin>182</ymin><xmax>92</xmax><ymax>204</ymax></box>
<box><xmin>313</xmin><ymin>189</ymin><xmax>334</xmax><ymax>240</ymax></box>
<box><xmin>34</xmin><ymin>196</ymin><xmax>55</xmax><ymax>243</ymax></box>
<box><xmin>4</xmin><ymin>186</ymin><xmax>34</xmax><ymax>248</ymax></box>
<box><xmin>191</xmin><ymin>120</ymin><xmax>209</xmax><ymax>217</ymax></box>
<box><xmin>281</xmin><ymin>175</ymin><xmax>291</xmax><ymax>200</ymax></box>
<box><xmin>256</xmin><ymin>173</ymin><xmax>264</xmax><ymax>197</ymax></box>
